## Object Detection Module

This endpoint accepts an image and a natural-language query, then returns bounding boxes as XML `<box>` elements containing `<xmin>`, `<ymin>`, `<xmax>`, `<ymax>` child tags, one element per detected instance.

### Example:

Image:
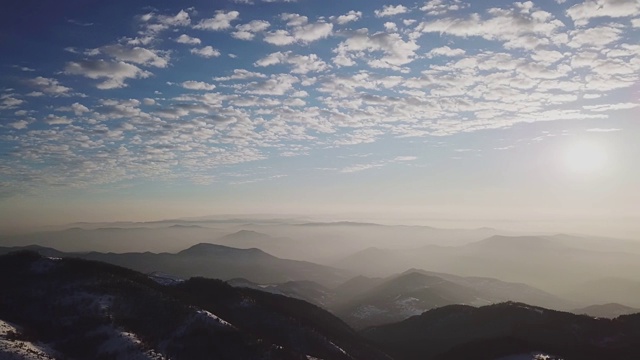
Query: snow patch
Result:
<box><xmin>0</xmin><ymin>319</ymin><xmax>58</xmax><ymax>360</ymax></box>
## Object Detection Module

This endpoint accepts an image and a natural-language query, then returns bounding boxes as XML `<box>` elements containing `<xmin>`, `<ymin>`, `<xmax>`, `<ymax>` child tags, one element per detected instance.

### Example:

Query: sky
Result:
<box><xmin>0</xmin><ymin>0</ymin><xmax>639</xmax><ymax>237</ymax></box>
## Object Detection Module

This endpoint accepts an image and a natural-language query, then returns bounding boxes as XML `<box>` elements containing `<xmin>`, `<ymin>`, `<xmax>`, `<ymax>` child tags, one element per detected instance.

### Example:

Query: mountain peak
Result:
<box><xmin>178</xmin><ymin>243</ymin><xmax>270</xmax><ymax>257</ymax></box>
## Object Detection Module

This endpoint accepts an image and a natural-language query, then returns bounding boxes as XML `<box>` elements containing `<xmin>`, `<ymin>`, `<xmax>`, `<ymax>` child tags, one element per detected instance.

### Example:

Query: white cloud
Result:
<box><xmin>375</xmin><ymin>5</ymin><xmax>409</xmax><ymax>17</ymax></box>
<box><xmin>567</xmin><ymin>0</ymin><xmax>640</xmax><ymax>26</ymax></box>
<box><xmin>264</xmin><ymin>19</ymin><xmax>332</xmax><ymax>45</ymax></box>
<box><xmin>568</xmin><ymin>25</ymin><xmax>622</xmax><ymax>48</ymax></box>
<box><xmin>264</xmin><ymin>30</ymin><xmax>297</xmax><ymax>45</ymax></box>
<box><xmin>25</xmin><ymin>76</ymin><xmax>71</xmax><ymax>95</ymax></box>
<box><xmin>394</xmin><ymin>156</ymin><xmax>417</xmax><ymax>161</ymax></box>
<box><xmin>190</xmin><ymin>46</ymin><xmax>221</xmax><ymax>58</ymax></box>
<box><xmin>56</xmin><ymin>102</ymin><xmax>90</xmax><ymax>115</ymax></box>
<box><xmin>64</xmin><ymin>60</ymin><xmax>152</xmax><ymax>89</ymax></box>
<box><xmin>420</xmin><ymin>0</ymin><xmax>469</xmax><ymax>16</ymax></box>
<box><xmin>89</xmin><ymin>44</ymin><xmax>169</xmax><ymax>68</ymax></box>
<box><xmin>157</xmin><ymin>10</ymin><xmax>191</xmax><ymax>26</ymax></box>
<box><xmin>632</xmin><ymin>18</ymin><xmax>640</xmax><ymax>27</ymax></box>
<box><xmin>293</xmin><ymin>22</ymin><xmax>333</xmax><ymax>43</ymax></box>
<box><xmin>213</xmin><ymin>69</ymin><xmax>268</xmax><ymax>81</ymax></box>
<box><xmin>9</xmin><ymin>120</ymin><xmax>29</xmax><ymax>130</ymax></box>
<box><xmin>181</xmin><ymin>81</ymin><xmax>216</xmax><ymax>90</ymax></box>
<box><xmin>586</xmin><ymin>128</ymin><xmax>621</xmax><ymax>132</ymax></box>
<box><xmin>44</xmin><ymin>114</ymin><xmax>73</xmax><ymax>125</ymax></box>
<box><xmin>195</xmin><ymin>10</ymin><xmax>240</xmax><ymax>31</ymax></box>
<box><xmin>175</xmin><ymin>34</ymin><xmax>201</xmax><ymax>45</ymax></box>
<box><xmin>583</xmin><ymin>103</ymin><xmax>639</xmax><ymax>111</ymax></box>
<box><xmin>333</xmin><ymin>30</ymin><xmax>419</xmax><ymax>69</ymax></box>
<box><xmin>254</xmin><ymin>51</ymin><xmax>330</xmax><ymax>74</ymax></box>
<box><xmin>333</xmin><ymin>11</ymin><xmax>362</xmax><ymax>25</ymax></box>
<box><xmin>232</xmin><ymin>20</ymin><xmax>270</xmax><ymax>40</ymax></box>
<box><xmin>426</xmin><ymin>46</ymin><xmax>466</xmax><ymax>58</ymax></box>
<box><xmin>416</xmin><ymin>4</ymin><xmax>564</xmax><ymax>50</ymax></box>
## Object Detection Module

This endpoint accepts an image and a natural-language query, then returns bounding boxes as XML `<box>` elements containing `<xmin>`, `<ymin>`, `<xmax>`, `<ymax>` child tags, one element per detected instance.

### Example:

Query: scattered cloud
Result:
<box><xmin>333</xmin><ymin>11</ymin><xmax>362</xmax><ymax>25</ymax></box>
<box><xmin>194</xmin><ymin>10</ymin><xmax>240</xmax><ymax>31</ymax></box>
<box><xmin>375</xmin><ymin>5</ymin><xmax>409</xmax><ymax>17</ymax></box>
<box><xmin>586</xmin><ymin>128</ymin><xmax>621</xmax><ymax>132</ymax></box>
<box><xmin>175</xmin><ymin>34</ymin><xmax>201</xmax><ymax>45</ymax></box>
<box><xmin>190</xmin><ymin>46</ymin><xmax>221</xmax><ymax>58</ymax></box>
<box><xmin>25</xmin><ymin>77</ymin><xmax>71</xmax><ymax>95</ymax></box>
<box><xmin>181</xmin><ymin>81</ymin><xmax>216</xmax><ymax>90</ymax></box>
<box><xmin>64</xmin><ymin>60</ymin><xmax>152</xmax><ymax>89</ymax></box>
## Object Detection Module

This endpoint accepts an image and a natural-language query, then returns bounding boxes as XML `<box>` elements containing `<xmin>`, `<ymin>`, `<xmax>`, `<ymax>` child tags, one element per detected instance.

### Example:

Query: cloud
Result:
<box><xmin>567</xmin><ymin>25</ymin><xmax>622</xmax><ymax>48</ymax></box>
<box><xmin>340</xmin><ymin>162</ymin><xmax>384</xmax><ymax>173</ymax></box>
<box><xmin>55</xmin><ymin>102</ymin><xmax>90</xmax><ymax>115</ymax></box>
<box><xmin>190</xmin><ymin>46</ymin><xmax>221</xmax><ymax>58</ymax></box>
<box><xmin>213</xmin><ymin>69</ymin><xmax>268</xmax><ymax>81</ymax></box>
<box><xmin>175</xmin><ymin>34</ymin><xmax>201</xmax><ymax>45</ymax></box>
<box><xmin>394</xmin><ymin>156</ymin><xmax>417</xmax><ymax>161</ymax></box>
<box><xmin>232</xmin><ymin>20</ymin><xmax>270</xmax><ymax>40</ymax></box>
<box><xmin>181</xmin><ymin>81</ymin><xmax>216</xmax><ymax>90</ymax></box>
<box><xmin>244</xmin><ymin>73</ymin><xmax>299</xmax><ymax>95</ymax></box>
<box><xmin>426</xmin><ymin>46</ymin><xmax>466</xmax><ymax>58</ymax></box>
<box><xmin>264</xmin><ymin>15</ymin><xmax>333</xmax><ymax>45</ymax></box>
<box><xmin>25</xmin><ymin>77</ymin><xmax>71</xmax><ymax>95</ymax></box>
<box><xmin>375</xmin><ymin>5</ymin><xmax>409</xmax><ymax>17</ymax></box>
<box><xmin>64</xmin><ymin>60</ymin><xmax>152</xmax><ymax>89</ymax></box>
<box><xmin>254</xmin><ymin>51</ymin><xmax>330</xmax><ymax>74</ymax></box>
<box><xmin>0</xmin><ymin>94</ymin><xmax>24</xmax><ymax>109</ymax></box>
<box><xmin>566</xmin><ymin>0</ymin><xmax>640</xmax><ymax>26</ymax></box>
<box><xmin>8</xmin><ymin>120</ymin><xmax>29</xmax><ymax>130</ymax></box>
<box><xmin>157</xmin><ymin>9</ymin><xmax>191</xmax><ymax>26</ymax></box>
<box><xmin>586</xmin><ymin>128</ymin><xmax>621</xmax><ymax>132</ymax></box>
<box><xmin>44</xmin><ymin>114</ymin><xmax>73</xmax><ymax>125</ymax></box>
<box><xmin>420</xmin><ymin>0</ymin><xmax>469</xmax><ymax>16</ymax></box>
<box><xmin>583</xmin><ymin>103</ymin><xmax>639</xmax><ymax>111</ymax></box>
<box><xmin>333</xmin><ymin>11</ymin><xmax>362</xmax><ymax>25</ymax></box>
<box><xmin>195</xmin><ymin>10</ymin><xmax>240</xmax><ymax>31</ymax></box>
<box><xmin>88</xmin><ymin>44</ymin><xmax>169</xmax><ymax>68</ymax></box>
<box><xmin>415</xmin><ymin>3</ymin><xmax>564</xmax><ymax>50</ymax></box>
<box><xmin>333</xmin><ymin>30</ymin><xmax>420</xmax><ymax>69</ymax></box>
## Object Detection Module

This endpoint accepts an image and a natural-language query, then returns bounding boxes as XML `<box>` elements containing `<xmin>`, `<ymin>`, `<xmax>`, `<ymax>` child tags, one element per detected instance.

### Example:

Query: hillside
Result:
<box><xmin>0</xmin><ymin>251</ymin><xmax>390</xmax><ymax>360</ymax></box>
<box><xmin>362</xmin><ymin>302</ymin><xmax>640</xmax><ymax>360</ymax></box>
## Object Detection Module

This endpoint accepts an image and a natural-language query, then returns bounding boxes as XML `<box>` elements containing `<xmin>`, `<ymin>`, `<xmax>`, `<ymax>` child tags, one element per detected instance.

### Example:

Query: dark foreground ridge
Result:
<box><xmin>3</xmin><ymin>250</ymin><xmax>640</xmax><ymax>360</ymax></box>
<box><xmin>0</xmin><ymin>251</ymin><xmax>389</xmax><ymax>360</ymax></box>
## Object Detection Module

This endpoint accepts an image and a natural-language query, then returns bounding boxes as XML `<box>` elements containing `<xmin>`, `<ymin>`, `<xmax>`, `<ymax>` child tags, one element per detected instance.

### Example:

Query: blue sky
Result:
<box><xmin>1</xmin><ymin>0</ymin><xmax>639</xmax><ymax>235</ymax></box>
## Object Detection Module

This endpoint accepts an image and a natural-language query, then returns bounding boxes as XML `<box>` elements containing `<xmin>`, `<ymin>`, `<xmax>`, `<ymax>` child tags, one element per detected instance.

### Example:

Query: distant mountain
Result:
<box><xmin>331</xmin><ymin>270</ymin><xmax>570</xmax><ymax>328</ymax></box>
<box><xmin>333</xmin><ymin>272</ymin><xmax>485</xmax><ymax>328</ymax></box>
<box><xmin>211</xmin><ymin>230</ymin><xmax>298</xmax><ymax>258</ymax></box>
<box><xmin>0</xmin><ymin>226</ymin><xmax>225</xmax><ymax>253</ymax></box>
<box><xmin>563</xmin><ymin>277</ymin><xmax>640</xmax><ymax>307</ymax></box>
<box><xmin>335</xmin><ymin>235</ymin><xmax>640</xmax><ymax>302</ymax></box>
<box><xmin>228</xmin><ymin>278</ymin><xmax>335</xmax><ymax>307</ymax></box>
<box><xmin>0</xmin><ymin>251</ymin><xmax>390</xmax><ymax>360</ymax></box>
<box><xmin>573</xmin><ymin>303</ymin><xmax>640</xmax><ymax>318</ymax></box>
<box><xmin>0</xmin><ymin>243</ymin><xmax>354</xmax><ymax>287</ymax></box>
<box><xmin>362</xmin><ymin>302</ymin><xmax>640</xmax><ymax>360</ymax></box>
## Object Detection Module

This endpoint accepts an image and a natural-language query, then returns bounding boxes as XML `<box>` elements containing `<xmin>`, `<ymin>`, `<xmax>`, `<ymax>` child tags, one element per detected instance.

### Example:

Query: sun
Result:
<box><xmin>564</xmin><ymin>140</ymin><xmax>607</xmax><ymax>174</ymax></box>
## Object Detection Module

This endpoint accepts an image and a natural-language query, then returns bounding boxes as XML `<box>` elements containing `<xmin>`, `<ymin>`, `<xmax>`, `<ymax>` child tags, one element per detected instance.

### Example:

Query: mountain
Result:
<box><xmin>563</xmin><ymin>277</ymin><xmax>640</xmax><ymax>308</ymax></box>
<box><xmin>0</xmin><ymin>226</ymin><xmax>226</xmax><ymax>253</ymax></box>
<box><xmin>0</xmin><ymin>244</ymin><xmax>354</xmax><ymax>287</ymax></box>
<box><xmin>362</xmin><ymin>302</ymin><xmax>640</xmax><ymax>360</ymax></box>
<box><xmin>334</xmin><ymin>235</ymin><xmax>640</xmax><ymax>302</ymax></box>
<box><xmin>573</xmin><ymin>303</ymin><xmax>640</xmax><ymax>318</ymax></box>
<box><xmin>211</xmin><ymin>230</ymin><xmax>300</xmax><ymax>259</ymax></box>
<box><xmin>0</xmin><ymin>251</ymin><xmax>390</xmax><ymax>360</ymax></box>
<box><xmin>331</xmin><ymin>270</ymin><xmax>570</xmax><ymax>328</ymax></box>
<box><xmin>227</xmin><ymin>278</ymin><xmax>335</xmax><ymax>307</ymax></box>
<box><xmin>333</xmin><ymin>272</ymin><xmax>485</xmax><ymax>328</ymax></box>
